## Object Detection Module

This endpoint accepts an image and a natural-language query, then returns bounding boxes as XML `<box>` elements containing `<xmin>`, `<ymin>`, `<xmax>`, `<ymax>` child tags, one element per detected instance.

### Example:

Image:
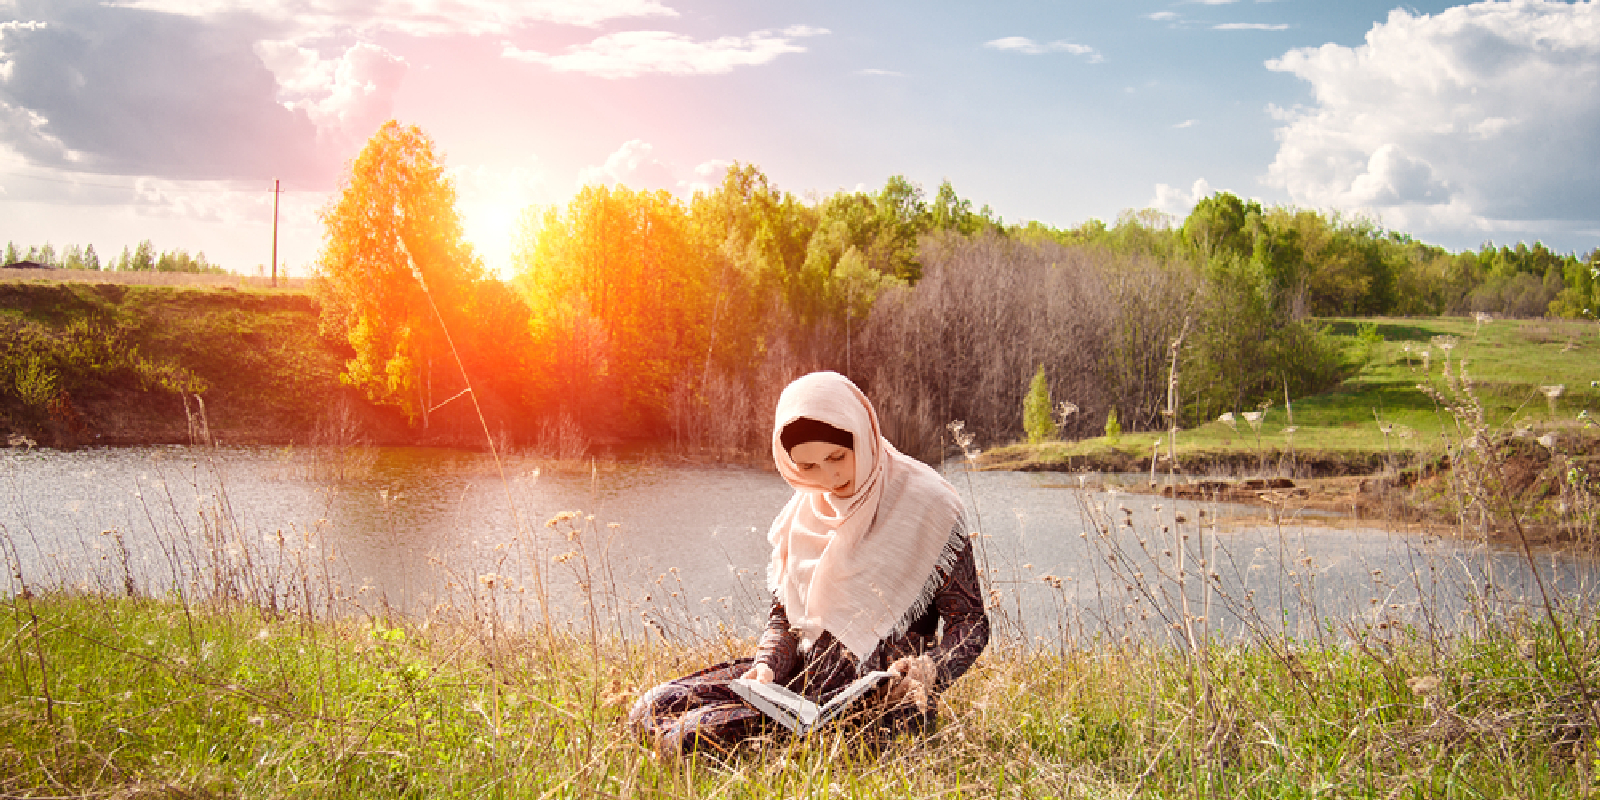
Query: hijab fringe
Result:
<box><xmin>887</xmin><ymin>518</ymin><xmax>970</xmax><ymax>641</ymax></box>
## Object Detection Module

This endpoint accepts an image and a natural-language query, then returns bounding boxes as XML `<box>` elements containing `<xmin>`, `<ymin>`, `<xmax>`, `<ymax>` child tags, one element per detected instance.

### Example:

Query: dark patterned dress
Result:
<box><xmin>628</xmin><ymin>540</ymin><xmax>989</xmax><ymax>754</ymax></box>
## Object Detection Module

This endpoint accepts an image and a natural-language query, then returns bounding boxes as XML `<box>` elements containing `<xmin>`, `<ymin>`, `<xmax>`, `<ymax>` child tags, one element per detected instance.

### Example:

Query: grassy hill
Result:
<box><xmin>0</xmin><ymin>278</ymin><xmax>386</xmax><ymax>447</ymax></box>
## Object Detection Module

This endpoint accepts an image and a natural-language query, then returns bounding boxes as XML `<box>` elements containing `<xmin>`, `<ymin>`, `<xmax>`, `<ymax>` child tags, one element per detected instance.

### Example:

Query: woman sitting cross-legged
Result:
<box><xmin>628</xmin><ymin>371</ymin><xmax>989</xmax><ymax>755</ymax></box>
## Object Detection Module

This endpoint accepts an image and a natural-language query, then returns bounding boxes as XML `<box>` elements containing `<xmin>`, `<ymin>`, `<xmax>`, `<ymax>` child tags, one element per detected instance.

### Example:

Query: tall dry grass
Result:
<box><xmin>0</xmin><ymin>267</ymin><xmax>310</xmax><ymax>290</ymax></box>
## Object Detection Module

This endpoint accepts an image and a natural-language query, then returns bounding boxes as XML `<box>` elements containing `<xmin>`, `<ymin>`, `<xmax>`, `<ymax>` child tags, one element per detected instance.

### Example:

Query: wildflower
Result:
<box><xmin>1056</xmin><ymin>401</ymin><xmax>1080</xmax><ymax>428</ymax></box>
<box><xmin>1405</xmin><ymin>675</ymin><xmax>1441</xmax><ymax>696</ymax></box>
<box><xmin>1242</xmin><ymin>410</ymin><xmax>1264</xmax><ymax>434</ymax></box>
<box><xmin>478</xmin><ymin>573</ymin><xmax>501</xmax><ymax>589</ymax></box>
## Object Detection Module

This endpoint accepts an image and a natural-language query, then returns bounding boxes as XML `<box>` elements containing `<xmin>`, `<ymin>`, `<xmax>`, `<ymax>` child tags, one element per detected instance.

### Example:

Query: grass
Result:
<box><xmin>987</xmin><ymin>316</ymin><xmax>1600</xmax><ymax>475</ymax></box>
<box><xmin>3</xmin><ymin>583</ymin><xmax>1597</xmax><ymax>800</ymax></box>
<box><xmin>0</xmin><ymin>267</ymin><xmax>312</xmax><ymax>291</ymax></box>
<box><xmin>0</xmin><ymin>280</ymin><xmax>350</xmax><ymax>444</ymax></box>
<box><xmin>3</xmin><ymin>584</ymin><xmax>1596</xmax><ymax>798</ymax></box>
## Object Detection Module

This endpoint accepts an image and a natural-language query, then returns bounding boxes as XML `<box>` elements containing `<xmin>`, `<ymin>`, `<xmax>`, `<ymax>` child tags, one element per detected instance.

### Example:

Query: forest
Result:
<box><xmin>14</xmin><ymin>121</ymin><xmax>1600</xmax><ymax>460</ymax></box>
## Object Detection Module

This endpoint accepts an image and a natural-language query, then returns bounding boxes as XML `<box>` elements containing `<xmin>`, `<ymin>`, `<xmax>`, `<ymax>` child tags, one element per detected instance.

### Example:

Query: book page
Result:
<box><xmin>815</xmin><ymin>670</ymin><xmax>896</xmax><ymax>727</ymax></box>
<box><xmin>728</xmin><ymin>679</ymin><xmax>821</xmax><ymax>733</ymax></box>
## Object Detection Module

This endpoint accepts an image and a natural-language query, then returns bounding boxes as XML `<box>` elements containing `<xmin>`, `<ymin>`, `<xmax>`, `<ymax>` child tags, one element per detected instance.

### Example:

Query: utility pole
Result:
<box><xmin>270</xmin><ymin>179</ymin><xmax>280</xmax><ymax>288</ymax></box>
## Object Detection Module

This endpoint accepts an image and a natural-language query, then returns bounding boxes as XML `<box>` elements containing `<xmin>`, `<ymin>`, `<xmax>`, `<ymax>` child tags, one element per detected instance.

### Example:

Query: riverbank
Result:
<box><xmin>980</xmin><ymin>430</ymin><xmax>1600</xmax><ymax>545</ymax></box>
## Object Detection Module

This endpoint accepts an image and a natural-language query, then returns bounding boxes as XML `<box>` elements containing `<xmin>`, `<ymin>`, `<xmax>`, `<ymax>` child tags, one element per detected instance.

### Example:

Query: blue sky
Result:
<box><xmin>2</xmin><ymin>0</ymin><xmax>1596</xmax><ymax>277</ymax></box>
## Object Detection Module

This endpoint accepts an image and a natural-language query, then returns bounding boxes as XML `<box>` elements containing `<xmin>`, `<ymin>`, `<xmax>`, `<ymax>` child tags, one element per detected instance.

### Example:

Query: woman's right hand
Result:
<box><xmin>740</xmin><ymin>662</ymin><xmax>775</xmax><ymax>683</ymax></box>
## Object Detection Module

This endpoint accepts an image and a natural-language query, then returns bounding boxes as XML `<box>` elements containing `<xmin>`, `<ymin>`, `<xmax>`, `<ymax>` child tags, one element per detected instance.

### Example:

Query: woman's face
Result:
<box><xmin>788</xmin><ymin>441</ymin><xmax>857</xmax><ymax>497</ymax></box>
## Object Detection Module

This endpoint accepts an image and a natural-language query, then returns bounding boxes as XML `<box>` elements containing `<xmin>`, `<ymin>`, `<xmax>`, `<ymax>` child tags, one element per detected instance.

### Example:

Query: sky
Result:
<box><xmin>2</xmin><ymin>0</ymin><xmax>1598</xmax><ymax>279</ymax></box>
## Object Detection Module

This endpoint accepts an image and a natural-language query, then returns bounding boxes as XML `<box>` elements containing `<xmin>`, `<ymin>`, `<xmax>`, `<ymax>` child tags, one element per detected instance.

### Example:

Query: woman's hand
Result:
<box><xmin>740</xmin><ymin>662</ymin><xmax>775</xmax><ymax>683</ymax></box>
<box><xmin>885</xmin><ymin>655</ymin><xmax>936</xmax><ymax>712</ymax></box>
<box><xmin>888</xmin><ymin>655</ymin><xmax>934</xmax><ymax>680</ymax></box>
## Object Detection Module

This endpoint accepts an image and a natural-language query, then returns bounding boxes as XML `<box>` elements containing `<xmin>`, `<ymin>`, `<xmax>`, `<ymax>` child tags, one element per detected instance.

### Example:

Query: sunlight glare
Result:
<box><xmin>452</xmin><ymin>161</ymin><xmax>550</xmax><ymax>280</ymax></box>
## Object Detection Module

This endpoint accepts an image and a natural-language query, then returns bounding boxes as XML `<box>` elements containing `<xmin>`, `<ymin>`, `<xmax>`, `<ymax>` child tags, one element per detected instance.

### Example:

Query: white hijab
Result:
<box><xmin>767</xmin><ymin>372</ymin><xmax>968</xmax><ymax>662</ymax></box>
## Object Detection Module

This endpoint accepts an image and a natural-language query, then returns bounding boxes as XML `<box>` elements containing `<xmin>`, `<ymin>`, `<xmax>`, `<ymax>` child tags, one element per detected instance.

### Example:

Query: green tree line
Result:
<box><xmin>4</xmin><ymin>239</ymin><xmax>226</xmax><ymax>274</ymax></box>
<box><xmin>311</xmin><ymin>122</ymin><xmax>1600</xmax><ymax>459</ymax></box>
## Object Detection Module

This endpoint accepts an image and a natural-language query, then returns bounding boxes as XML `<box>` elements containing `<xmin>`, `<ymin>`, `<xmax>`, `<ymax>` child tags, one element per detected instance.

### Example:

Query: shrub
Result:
<box><xmin>1023</xmin><ymin>365</ymin><xmax>1054</xmax><ymax>445</ymax></box>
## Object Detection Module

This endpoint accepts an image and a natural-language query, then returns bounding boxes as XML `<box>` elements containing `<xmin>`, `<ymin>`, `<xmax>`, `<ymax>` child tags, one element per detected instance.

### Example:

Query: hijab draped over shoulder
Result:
<box><xmin>767</xmin><ymin>371</ymin><xmax>968</xmax><ymax>662</ymax></box>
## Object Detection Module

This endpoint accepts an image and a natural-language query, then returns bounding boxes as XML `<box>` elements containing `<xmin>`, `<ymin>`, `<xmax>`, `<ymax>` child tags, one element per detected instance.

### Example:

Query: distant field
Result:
<box><xmin>0</xmin><ymin>267</ymin><xmax>311</xmax><ymax>291</ymax></box>
<box><xmin>989</xmin><ymin>315</ymin><xmax>1600</xmax><ymax>470</ymax></box>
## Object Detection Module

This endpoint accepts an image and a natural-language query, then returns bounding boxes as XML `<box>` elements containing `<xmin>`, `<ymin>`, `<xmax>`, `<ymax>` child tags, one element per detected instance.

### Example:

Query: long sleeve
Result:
<box><xmin>929</xmin><ymin>542</ymin><xmax>989</xmax><ymax>692</ymax></box>
<box><xmin>753</xmin><ymin>599</ymin><xmax>801</xmax><ymax>684</ymax></box>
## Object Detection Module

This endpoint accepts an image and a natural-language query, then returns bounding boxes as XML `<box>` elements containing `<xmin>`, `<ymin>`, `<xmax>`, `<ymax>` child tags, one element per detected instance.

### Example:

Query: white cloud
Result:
<box><xmin>859</xmin><ymin>68</ymin><xmax>905</xmax><ymax>77</ymax></box>
<box><xmin>110</xmin><ymin>0</ymin><xmax>677</xmax><ymax>36</ymax></box>
<box><xmin>255</xmin><ymin>41</ymin><xmax>409</xmax><ymax>148</ymax></box>
<box><xmin>1345</xmin><ymin>144</ymin><xmax>1449</xmax><ymax>206</ymax></box>
<box><xmin>984</xmin><ymin>36</ymin><xmax>1104</xmax><ymax>62</ymax></box>
<box><xmin>504</xmin><ymin>25</ymin><xmax>827</xmax><ymax>78</ymax></box>
<box><xmin>1150</xmin><ymin>177</ymin><xmax>1213</xmax><ymax>217</ymax></box>
<box><xmin>1175</xmin><ymin>119</ymin><xmax>1198</xmax><ymax>129</ymax></box>
<box><xmin>577</xmin><ymin>140</ymin><xmax>678</xmax><ymax>191</ymax></box>
<box><xmin>1214</xmin><ymin>23</ymin><xmax>1288</xmax><ymax>31</ymax></box>
<box><xmin>1145</xmin><ymin>12</ymin><xmax>1180</xmax><ymax>22</ymax></box>
<box><xmin>1264</xmin><ymin>1</ymin><xmax>1600</xmax><ymax>237</ymax></box>
<box><xmin>681</xmin><ymin>158</ymin><xmax>731</xmax><ymax>196</ymax></box>
<box><xmin>0</xmin><ymin>99</ymin><xmax>77</xmax><ymax>165</ymax></box>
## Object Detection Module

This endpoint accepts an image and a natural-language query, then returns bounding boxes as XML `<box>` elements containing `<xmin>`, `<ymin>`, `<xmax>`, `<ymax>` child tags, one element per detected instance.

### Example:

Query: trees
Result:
<box><xmin>513</xmin><ymin>184</ymin><xmax>711</xmax><ymax>435</ymax></box>
<box><xmin>129</xmin><ymin>240</ymin><xmax>156</xmax><ymax>271</ymax></box>
<box><xmin>317</xmin><ymin>120</ymin><xmax>499</xmax><ymax>427</ymax></box>
<box><xmin>1548</xmin><ymin>251</ymin><xmax>1599</xmax><ymax>319</ymax></box>
<box><xmin>1023</xmin><ymin>365</ymin><xmax>1053</xmax><ymax>445</ymax></box>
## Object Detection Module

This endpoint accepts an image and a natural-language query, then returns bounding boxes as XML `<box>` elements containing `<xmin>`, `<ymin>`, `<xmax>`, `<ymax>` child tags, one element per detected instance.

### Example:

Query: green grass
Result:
<box><xmin>991</xmin><ymin>316</ymin><xmax>1600</xmax><ymax>472</ymax></box>
<box><xmin>0</xmin><ymin>280</ymin><xmax>349</xmax><ymax>442</ymax></box>
<box><xmin>4</xmin><ymin>593</ymin><xmax>1596</xmax><ymax>799</ymax></box>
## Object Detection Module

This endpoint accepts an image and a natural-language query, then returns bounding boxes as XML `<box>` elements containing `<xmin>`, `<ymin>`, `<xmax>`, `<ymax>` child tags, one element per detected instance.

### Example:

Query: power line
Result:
<box><xmin>0</xmin><ymin>169</ymin><xmax>320</xmax><ymax>194</ymax></box>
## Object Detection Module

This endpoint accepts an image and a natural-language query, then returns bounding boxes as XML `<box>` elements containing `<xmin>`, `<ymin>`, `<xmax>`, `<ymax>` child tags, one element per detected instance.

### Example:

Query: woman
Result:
<box><xmin>628</xmin><ymin>371</ymin><xmax>989</xmax><ymax>755</ymax></box>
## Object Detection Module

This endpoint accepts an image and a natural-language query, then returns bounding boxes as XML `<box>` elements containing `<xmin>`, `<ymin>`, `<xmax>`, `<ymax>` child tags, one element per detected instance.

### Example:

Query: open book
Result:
<box><xmin>728</xmin><ymin>670</ymin><xmax>896</xmax><ymax>735</ymax></box>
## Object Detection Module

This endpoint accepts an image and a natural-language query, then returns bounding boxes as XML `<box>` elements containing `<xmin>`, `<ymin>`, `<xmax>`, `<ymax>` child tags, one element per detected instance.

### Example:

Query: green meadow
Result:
<box><xmin>988</xmin><ymin>316</ymin><xmax>1600</xmax><ymax>476</ymax></box>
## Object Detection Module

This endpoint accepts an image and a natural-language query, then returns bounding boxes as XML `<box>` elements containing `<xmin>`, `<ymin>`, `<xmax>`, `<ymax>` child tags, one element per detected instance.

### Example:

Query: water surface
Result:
<box><xmin>4</xmin><ymin>445</ymin><xmax>1593</xmax><ymax>645</ymax></box>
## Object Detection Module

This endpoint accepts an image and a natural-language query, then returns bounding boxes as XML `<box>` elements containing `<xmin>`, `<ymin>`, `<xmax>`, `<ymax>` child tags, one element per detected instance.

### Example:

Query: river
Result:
<box><xmin>3</xmin><ymin>445</ymin><xmax>1594</xmax><ymax>646</ymax></box>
